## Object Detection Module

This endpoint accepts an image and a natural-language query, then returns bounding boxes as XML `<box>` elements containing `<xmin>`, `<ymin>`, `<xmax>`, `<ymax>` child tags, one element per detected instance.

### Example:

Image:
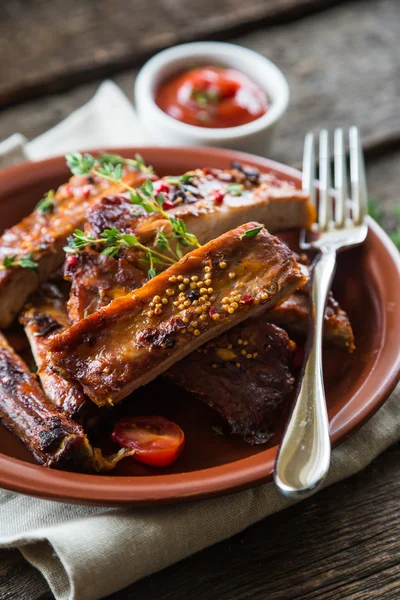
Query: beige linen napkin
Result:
<box><xmin>0</xmin><ymin>81</ymin><xmax>399</xmax><ymax>600</ymax></box>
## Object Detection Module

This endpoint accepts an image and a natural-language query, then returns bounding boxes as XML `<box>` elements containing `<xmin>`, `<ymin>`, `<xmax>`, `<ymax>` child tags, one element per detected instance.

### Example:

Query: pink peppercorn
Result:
<box><xmin>240</xmin><ymin>293</ymin><xmax>254</xmax><ymax>306</ymax></box>
<box><xmin>66</xmin><ymin>255</ymin><xmax>79</xmax><ymax>267</ymax></box>
<box><xmin>80</xmin><ymin>185</ymin><xmax>93</xmax><ymax>198</ymax></box>
<box><xmin>214</xmin><ymin>190</ymin><xmax>225</xmax><ymax>204</ymax></box>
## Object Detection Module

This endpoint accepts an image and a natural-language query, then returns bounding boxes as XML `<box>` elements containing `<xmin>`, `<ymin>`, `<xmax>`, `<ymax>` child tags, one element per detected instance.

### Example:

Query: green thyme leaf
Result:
<box><xmin>120</xmin><ymin>233</ymin><xmax>138</xmax><ymax>246</ymax></box>
<box><xmin>101</xmin><ymin>246</ymin><xmax>120</xmax><ymax>258</ymax></box>
<box><xmin>227</xmin><ymin>183</ymin><xmax>244</xmax><ymax>196</ymax></box>
<box><xmin>157</xmin><ymin>192</ymin><xmax>166</xmax><ymax>206</ymax></box>
<box><xmin>84</xmin><ymin>310</ymin><xmax>89</xmax><ymax>318</ymax></box>
<box><xmin>1</xmin><ymin>253</ymin><xmax>38</xmax><ymax>271</ymax></box>
<box><xmin>35</xmin><ymin>190</ymin><xmax>55</xmax><ymax>214</ymax></box>
<box><xmin>2</xmin><ymin>255</ymin><xmax>17</xmax><ymax>268</ymax></box>
<box><xmin>19</xmin><ymin>253</ymin><xmax>39</xmax><ymax>270</ymax></box>
<box><xmin>66</xmin><ymin>152</ymin><xmax>95</xmax><ymax>176</ymax></box>
<box><xmin>241</xmin><ymin>225</ymin><xmax>263</xmax><ymax>239</ymax></box>
<box><xmin>141</xmin><ymin>180</ymin><xmax>154</xmax><ymax>197</ymax></box>
<box><xmin>211</xmin><ymin>425</ymin><xmax>223</xmax><ymax>436</ymax></box>
<box><xmin>147</xmin><ymin>268</ymin><xmax>157</xmax><ymax>279</ymax></box>
<box><xmin>175</xmin><ymin>241</ymin><xmax>183</xmax><ymax>259</ymax></box>
<box><xmin>97</xmin><ymin>162</ymin><xmax>122</xmax><ymax>181</ymax></box>
<box><xmin>166</xmin><ymin>173</ymin><xmax>194</xmax><ymax>185</ymax></box>
<box><xmin>155</xmin><ymin>229</ymin><xmax>169</xmax><ymax>251</ymax></box>
<box><xmin>98</xmin><ymin>153</ymin><xmax>153</xmax><ymax>174</ymax></box>
<box><xmin>129</xmin><ymin>191</ymin><xmax>144</xmax><ymax>205</ymax></box>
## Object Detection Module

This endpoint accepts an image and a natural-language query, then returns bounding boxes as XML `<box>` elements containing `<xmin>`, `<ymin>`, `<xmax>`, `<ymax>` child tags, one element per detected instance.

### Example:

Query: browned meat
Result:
<box><xmin>19</xmin><ymin>282</ymin><xmax>106</xmax><ymax>428</ymax></box>
<box><xmin>0</xmin><ymin>166</ymin><xmax>155</xmax><ymax>328</ymax></box>
<box><xmin>64</xmin><ymin>250</ymin><xmax>147</xmax><ymax>323</ymax></box>
<box><xmin>84</xmin><ymin>166</ymin><xmax>315</xmax><ymax>246</ymax></box>
<box><xmin>0</xmin><ymin>331</ymin><xmax>96</xmax><ymax>470</ymax></box>
<box><xmin>267</xmin><ymin>290</ymin><xmax>355</xmax><ymax>352</ymax></box>
<box><xmin>168</xmin><ymin>322</ymin><xmax>295</xmax><ymax>444</ymax></box>
<box><xmin>66</xmin><ymin>164</ymin><xmax>314</xmax><ymax>323</ymax></box>
<box><xmin>49</xmin><ymin>222</ymin><xmax>306</xmax><ymax>407</ymax></box>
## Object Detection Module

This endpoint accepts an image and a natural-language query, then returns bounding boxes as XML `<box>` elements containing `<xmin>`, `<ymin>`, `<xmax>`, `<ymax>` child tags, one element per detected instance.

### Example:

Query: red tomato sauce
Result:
<box><xmin>155</xmin><ymin>66</ymin><xmax>269</xmax><ymax>129</ymax></box>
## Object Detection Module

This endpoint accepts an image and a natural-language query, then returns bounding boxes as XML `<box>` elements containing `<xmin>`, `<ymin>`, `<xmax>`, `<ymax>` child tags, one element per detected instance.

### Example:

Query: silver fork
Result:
<box><xmin>274</xmin><ymin>127</ymin><xmax>368</xmax><ymax>499</ymax></box>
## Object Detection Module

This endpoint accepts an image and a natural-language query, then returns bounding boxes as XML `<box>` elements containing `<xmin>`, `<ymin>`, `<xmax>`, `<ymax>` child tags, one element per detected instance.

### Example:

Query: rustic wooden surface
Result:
<box><xmin>1</xmin><ymin>0</ymin><xmax>400</xmax><ymax>170</ymax></box>
<box><xmin>1</xmin><ymin>444</ymin><xmax>399</xmax><ymax>600</ymax></box>
<box><xmin>0</xmin><ymin>0</ymin><xmax>399</xmax><ymax>598</ymax></box>
<box><xmin>0</xmin><ymin>0</ymin><xmax>353</xmax><ymax>109</ymax></box>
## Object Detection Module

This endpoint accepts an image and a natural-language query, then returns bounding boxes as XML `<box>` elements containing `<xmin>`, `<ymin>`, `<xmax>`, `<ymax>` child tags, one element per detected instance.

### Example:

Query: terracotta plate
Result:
<box><xmin>0</xmin><ymin>147</ymin><xmax>399</xmax><ymax>506</ymax></box>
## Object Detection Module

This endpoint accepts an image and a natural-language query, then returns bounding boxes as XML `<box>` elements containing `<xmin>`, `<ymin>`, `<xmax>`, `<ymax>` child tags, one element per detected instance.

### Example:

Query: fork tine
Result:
<box><xmin>333</xmin><ymin>128</ymin><xmax>347</xmax><ymax>228</ymax></box>
<box><xmin>318</xmin><ymin>129</ymin><xmax>331</xmax><ymax>230</ymax></box>
<box><xmin>302</xmin><ymin>132</ymin><xmax>316</xmax><ymax>206</ymax></box>
<box><xmin>349</xmin><ymin>126</ymin><xmax>367</xmax><ymax>225</ymax></box>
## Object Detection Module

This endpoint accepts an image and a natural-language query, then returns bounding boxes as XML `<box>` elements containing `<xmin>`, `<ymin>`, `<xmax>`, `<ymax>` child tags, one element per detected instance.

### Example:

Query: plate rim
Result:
<box><xmin>0</xmin><ymin>146</ymin><xmax>399</xmax><ymax>506</ymax></box>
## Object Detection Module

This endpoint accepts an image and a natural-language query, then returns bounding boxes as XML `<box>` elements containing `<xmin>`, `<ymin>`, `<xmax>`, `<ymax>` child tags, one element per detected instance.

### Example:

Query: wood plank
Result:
<box><xmin>0</xmin><ymin>548</ymin><xmax>50</xmax><ymax>600</ymax></box>
<box><xmin>2</xmin><ymin>444</ymin><xmax>397</xmax><ymax>600</ymax></box>
<box><xmin>0</xmin><ymin>0</ymin><xmax>351</xmax><ymax>109</ymax></box>
<box><xmin>1</xmin><ymin>0</ymin><xmax>399</xmax><ymax>173</ymax></box>
<box><xmin>108</xmin><ymin>444</ymin><xmax>400</xmax><ymax>600</ymax></box>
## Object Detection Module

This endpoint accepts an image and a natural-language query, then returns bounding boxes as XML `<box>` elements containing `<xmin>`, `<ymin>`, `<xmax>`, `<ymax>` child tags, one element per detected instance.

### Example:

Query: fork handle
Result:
<box><xmin>274</xmin><ymin>248</ymin><xmax>336</xmax><ymax>499</ymax></box>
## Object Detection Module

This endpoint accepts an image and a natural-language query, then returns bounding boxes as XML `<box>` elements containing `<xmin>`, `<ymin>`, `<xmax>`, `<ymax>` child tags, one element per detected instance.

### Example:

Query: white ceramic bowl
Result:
<box><xmin>134</xmin><ymin>42</ymin><xmax>289</xmax><ymax>156</ymax></box>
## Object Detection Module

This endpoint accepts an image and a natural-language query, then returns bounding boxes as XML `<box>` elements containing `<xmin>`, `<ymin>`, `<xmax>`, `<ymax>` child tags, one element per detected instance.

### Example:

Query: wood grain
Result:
<box><xmin>1</xmin><ymin>0</ymin><xmax>399</xmax><ymax>170</ymax></box>
<box><xmin>109</xmin><ymin>444</ymin><xmax>400</xmax><ymax>600</ymax></box>
<box><xmin>1</xmin><ymin>444</ymin><xmax>398</xmax><ymax>600</ymax></box>
<box><xmin>0</xmin><ymin>0</ymin><xmax>352</xmax><ymax>109</ymax></box>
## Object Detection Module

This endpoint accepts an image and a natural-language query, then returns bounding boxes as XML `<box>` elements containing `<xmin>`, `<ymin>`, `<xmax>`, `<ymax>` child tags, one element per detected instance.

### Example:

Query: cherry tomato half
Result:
<box><xmin>111</xmin><ymin>416</ymin><xmax>185</xmax><ymax>467</ymax></box>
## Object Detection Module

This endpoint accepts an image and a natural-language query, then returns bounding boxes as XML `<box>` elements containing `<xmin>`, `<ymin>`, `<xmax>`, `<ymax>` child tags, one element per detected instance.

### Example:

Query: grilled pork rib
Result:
<box><xmin>85</xmin><ymin>166</ymin><xmax>315</xmax><ymax>244</ymax></box>
<box><xmin>0</xmin><ymin>166</ymin><xmax>155</xmax><ymax>328</ymax></box>
<box><xmin>268</xmin><ymin>290</ymin><xmax>355</xmax><ymax>351</ymax></box>
<box><xmin>49</xmin><ymin>223</ymin><xmax>307</xmax><ymax>407</ymax></box>
<box><xmin>65</xmin><ymin>250</ymin><xmax>147</xmax><ymax>324</ymax></box>
<box><xmin>0</xmin><ymin>331</ymin><xmax>97</xmax><ymax>470</ymax></box>
<box><xmin>168</xmin><ymin>322</ymin><xmax>295</xmax><ymax>444</ymax></box>
<box><xmin>19</xmin><ymin>282</ymin><xmax>107</xmax><ymax>428</ymax></box>
<box><xmin>67</xmin><ymin>165</ymin><xmax>314</xmax><ymax>322</ymax></box>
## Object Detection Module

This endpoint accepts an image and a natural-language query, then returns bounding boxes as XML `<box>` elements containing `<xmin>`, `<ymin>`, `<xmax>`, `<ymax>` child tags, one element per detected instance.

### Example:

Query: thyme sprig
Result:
<box><xmin>98</xmin><ymin>153</ymin><xmax>154</xmax><ymax>174</ymax></box>
<box><xmin>65</xmin><ymin>152</ymin><xmax>153</xmax><ymax>177</ymax></box>
<box><xmin>227</xmin><ymin>183</ymin><xmax>244</xmax><ymax>196</ymax></box>
<box><xmin>1</xmin><ymin>252</ymin><xmax>38</xmax><ymax>271</ymax></box>
<box><xmin>35</xmin><ymin>190</ymin><xmax>55</xmax><ymax>214</ymax></box>
<box><xmin>241</xmin><ymin>225</ymin><xmax>263</xmax><ymax>239</ymax></box>
<box><xmin>64</xmin><ymin>227</ymin><xmax>175</xmax><ymax>272</ymax></box>
<box><xmin>65</xmin><ymin>152</ymin><xmax>201</xmax><ymax>263</ymax></box>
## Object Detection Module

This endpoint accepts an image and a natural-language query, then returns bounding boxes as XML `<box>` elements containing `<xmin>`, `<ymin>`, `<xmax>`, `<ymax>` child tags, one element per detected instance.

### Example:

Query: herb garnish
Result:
<box><xmin>35</xmin><ymin>190</ymin><xmax>55</xmax><ymax>214</ymax></box>
<box><xmin>66</xmin><ymin>152</ymin><xmax>153</xmax><ymax>177</ymax></box>
<box><xmin>165</xmin><ymin>174</ymin><xmax>194</xmax><ymax>185</ymax></box>
<box><xmin>241</xmin><ymin>226</ymin><xmax>263</xmax><ymax>239</ymax></box>
<box><xmin>226</xmin><ymin>183</ymin><xmax>244</xmax><ymax>196</ymax></box>
<box><xmin>211</xmin><ymin>425</ymin><xmax>224</xmax><ymax>436</ymax></box>
<box><xmin>1</xmin><ymin>253</ymin><xmax>38</xmax><ymax>271</ymax></box>
<box><xmin>64</xmin><ymin>152</ymin><xmax>201</xmax><ymax>276</ymax></box>
<box><xmin>98</xmin><ymin>153</ymin><xmax>154</xmax><ymax>174</ymax></box>
<box><xmin>192</xmin><ymin>90</ymin><xmax>220</xmax><ymax>105</ymax></box>
<box><xmin>64</xmin><ymin>227</ymin><xmax>175</xmax><ymax>267</ymax></box>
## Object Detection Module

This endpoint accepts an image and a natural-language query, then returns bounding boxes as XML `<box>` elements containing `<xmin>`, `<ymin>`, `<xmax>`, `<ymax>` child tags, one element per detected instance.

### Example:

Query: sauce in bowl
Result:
<box><xmin>155</xmin><ymin>66</ymin><xmax>269</xmax><ymax>129</ymax></box>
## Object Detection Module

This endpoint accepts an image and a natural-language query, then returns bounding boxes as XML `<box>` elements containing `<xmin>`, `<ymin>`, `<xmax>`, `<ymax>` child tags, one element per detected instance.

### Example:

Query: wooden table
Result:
<box><xmin>0</xmin><ymin>0</ymin><xmax>399</xmax><ymax>598</ymax></box>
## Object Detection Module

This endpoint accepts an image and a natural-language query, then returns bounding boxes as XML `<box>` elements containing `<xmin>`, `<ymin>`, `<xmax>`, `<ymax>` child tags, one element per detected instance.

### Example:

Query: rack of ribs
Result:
<box><xmin>19</xmin><ymin>282</ymin><xmax>107</xmax><ymax>429</ymax></box>
<box><xmin>0</xmin><ymin>164</ymin><xmax>155</xmax><ymax>327</ymax></box>
<box><xmin>168</xmin><ymin>321</ymin><xmax>296</xmax><ymax>444</ymax></box>
<box><xmin>0</xmin><ymin>331</ymin><xmax>97</xmax><ymax>470</ymax></box>
<box><xmin>66</xmin><ymin>165</ymin><xmax>314</xmax><ymax>322</ymax></box>
<box><xmin>48</xmin><ymin>222</ymin><xmax>307</xmax><ymax>406</ymax></box>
